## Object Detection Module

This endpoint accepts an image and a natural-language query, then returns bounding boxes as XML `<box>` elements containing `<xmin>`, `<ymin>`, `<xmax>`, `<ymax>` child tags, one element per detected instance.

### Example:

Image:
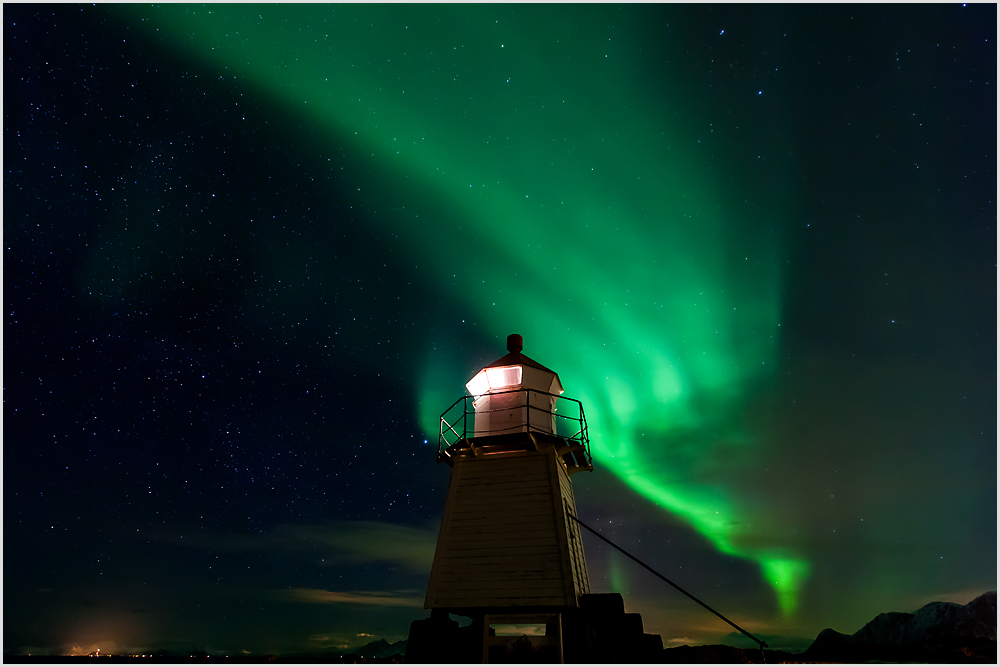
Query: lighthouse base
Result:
<box><xmin>404</xmin><ymin>594</ymin><xmax>664</xmax><ymax>664</ymax></box>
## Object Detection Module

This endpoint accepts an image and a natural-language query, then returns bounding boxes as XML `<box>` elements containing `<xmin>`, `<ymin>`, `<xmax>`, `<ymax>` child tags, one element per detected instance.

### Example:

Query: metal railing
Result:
<box><xmin>438</xmin><ymin>388</ymin><xmax>590</xmax><ymax>464</ymax></box>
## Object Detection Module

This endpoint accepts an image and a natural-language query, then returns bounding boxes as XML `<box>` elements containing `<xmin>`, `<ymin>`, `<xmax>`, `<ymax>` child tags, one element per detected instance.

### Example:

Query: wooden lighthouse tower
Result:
<box><xmin>411</xmin><ymin>334</ymin><xmax>594</xmax><ymax>661</ymax></box>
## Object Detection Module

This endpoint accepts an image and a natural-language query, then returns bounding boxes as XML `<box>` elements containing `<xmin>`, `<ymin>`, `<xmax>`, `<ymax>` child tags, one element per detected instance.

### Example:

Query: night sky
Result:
<box><xmin>4</xmin><ymin>3</ymin><xmax>996</xmax><ymax>657</ymax></box>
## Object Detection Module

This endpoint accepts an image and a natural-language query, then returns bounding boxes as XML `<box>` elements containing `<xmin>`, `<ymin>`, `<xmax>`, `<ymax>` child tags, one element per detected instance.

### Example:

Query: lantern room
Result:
<box><xmin>465</xmin><ymin>333</ymin><xmax>564</xmax><ymax>438</ymax></box>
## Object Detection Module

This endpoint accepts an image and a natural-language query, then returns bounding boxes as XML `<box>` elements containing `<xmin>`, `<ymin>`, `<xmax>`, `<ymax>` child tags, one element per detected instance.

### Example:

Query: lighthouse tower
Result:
<box><xmin>407</xmin><ymin>334</ymin><xmax>594</xmax><ymax>661</ymax></box>
<box><xmin>426</xmin><ymin>333</ymin><xmax>593</xmax><ymax>610</ymax></box>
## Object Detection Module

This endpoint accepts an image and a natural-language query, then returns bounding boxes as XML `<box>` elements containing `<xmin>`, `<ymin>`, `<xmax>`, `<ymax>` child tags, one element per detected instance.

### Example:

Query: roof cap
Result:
<box><xmin>484</xmin><ymin>334</ymin><xmax>557</xmax><ymax>375</ymax></box>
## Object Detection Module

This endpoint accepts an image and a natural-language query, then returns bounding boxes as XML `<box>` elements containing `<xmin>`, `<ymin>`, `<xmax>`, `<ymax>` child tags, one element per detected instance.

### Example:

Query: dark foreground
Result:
<box><xmin>662</xmin><ymin>638</ymin><xmax>997</xmax><ymax>663</ymax></box>
<box><xmin>6</xmin><ymin>592</ymin><xmax>995</xmax><ymax>664</ymax></box>
<box><xmin>5</xmin><ymin>639</ymin><xmax>997</xmax><ymax>664</ymax></box>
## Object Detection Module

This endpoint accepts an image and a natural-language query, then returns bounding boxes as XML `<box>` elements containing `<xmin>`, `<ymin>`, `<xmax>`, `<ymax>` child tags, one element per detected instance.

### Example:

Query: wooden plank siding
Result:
<box><xmin>558</xmin><ymin>460</ymin><xmax>591</xmax><ymax>598</ymax></box>
<box><xmin>424</xmin><ymin>447</ymin><xmax>590</xmax><ymax>610</ymax></box>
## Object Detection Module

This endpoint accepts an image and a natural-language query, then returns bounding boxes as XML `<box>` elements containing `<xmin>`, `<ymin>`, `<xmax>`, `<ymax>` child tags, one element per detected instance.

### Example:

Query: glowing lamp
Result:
<box><xmin>465</xmin><ymin>364</ymin><xmax>522</xmax><ymax>397</ymax></box>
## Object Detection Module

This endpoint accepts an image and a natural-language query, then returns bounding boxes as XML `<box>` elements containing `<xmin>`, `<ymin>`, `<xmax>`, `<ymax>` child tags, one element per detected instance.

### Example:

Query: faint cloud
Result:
<box><xmin>307</xmin><ymin>633</ymin><xmax>350</xmax><ymax>650</ymax></box>
<box><xmin>153</xmin><ymin>520</ymin><xmax>436</xmax><ymax>572</ymax></box>
<box><xmin>665</xmin><ymin>636</ymin><xmax>696</xmax><ymax>646</ymax></box>
<box><xmin>283</xmin><ymin>522</ymin><xmax>436</xmax><ymax>571</ymax></box>
<box><xmin>286</xmin><ymin>587</ymin><xmax>424</xmax><ymax>608</ymax></box>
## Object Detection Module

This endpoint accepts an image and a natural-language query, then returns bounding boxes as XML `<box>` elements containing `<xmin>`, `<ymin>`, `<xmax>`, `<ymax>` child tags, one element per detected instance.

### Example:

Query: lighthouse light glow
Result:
<box><xmin>466</xmin><ymin>365</ymin><xmax>522</xmax><ymax>397</ymax></box>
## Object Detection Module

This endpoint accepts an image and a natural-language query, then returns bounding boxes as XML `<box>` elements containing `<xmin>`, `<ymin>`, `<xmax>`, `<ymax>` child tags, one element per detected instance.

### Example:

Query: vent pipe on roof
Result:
<box><xmin>507</xmin><ymin>333</ymin><xmax>523</xmax><ymax>353</ymax></box>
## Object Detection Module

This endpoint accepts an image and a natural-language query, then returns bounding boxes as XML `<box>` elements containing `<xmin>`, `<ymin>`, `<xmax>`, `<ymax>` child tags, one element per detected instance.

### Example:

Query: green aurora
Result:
<box><xmin>126</xmin><ymin>4</ymin><xmax>808</xmax><ymax>614</ymax></box>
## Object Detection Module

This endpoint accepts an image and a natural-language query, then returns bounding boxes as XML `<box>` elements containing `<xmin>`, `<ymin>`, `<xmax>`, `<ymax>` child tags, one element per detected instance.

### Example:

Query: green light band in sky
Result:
<box><xmin>126</xmin><ymin>4</ymin><xmax>808</xmax><ymax>615</ymax></box>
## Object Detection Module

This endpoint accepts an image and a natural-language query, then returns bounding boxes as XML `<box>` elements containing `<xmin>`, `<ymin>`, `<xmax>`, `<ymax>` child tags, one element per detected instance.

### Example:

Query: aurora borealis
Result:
<box><xmin>127</xmin><ymin>1</ymin><xmax>802</xmax><ymax>611</ymax></box>
<box><xmin>5</xmin><ymin>3</ymin><xmax>996</xmax><ymax>657</ymax></box>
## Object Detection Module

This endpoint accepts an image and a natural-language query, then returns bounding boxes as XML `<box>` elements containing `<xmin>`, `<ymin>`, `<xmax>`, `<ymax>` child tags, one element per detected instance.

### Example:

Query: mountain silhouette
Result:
<box><xmin>804</xmin><ymin>591</ymin><xmax>996</xmax><ymax>663</ymax></box>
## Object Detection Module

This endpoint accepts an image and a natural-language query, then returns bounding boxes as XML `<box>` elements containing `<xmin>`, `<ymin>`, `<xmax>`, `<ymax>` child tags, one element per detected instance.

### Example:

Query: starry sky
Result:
<box><xmin>4</xmin><ymin>3</ymin><xmax>996</xmax><ymax>657</ymax></box>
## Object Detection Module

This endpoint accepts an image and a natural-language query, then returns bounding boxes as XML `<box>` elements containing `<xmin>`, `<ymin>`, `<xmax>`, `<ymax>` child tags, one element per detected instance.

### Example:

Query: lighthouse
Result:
<box><xmin>408</xmin><ymin>334</ymin><xmax>636</xmax><ymax>663</ymax></box>
<box><xmin>425</xmin><ymin>334</ymin><xmax>593</xmax><ymax>615</ymax></box>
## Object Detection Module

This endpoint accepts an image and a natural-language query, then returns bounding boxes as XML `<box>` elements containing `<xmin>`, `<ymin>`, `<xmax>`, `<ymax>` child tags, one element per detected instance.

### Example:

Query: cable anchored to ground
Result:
<box><xmin>568</xmin><ymin>512</ymin><xmax>769</xmax><ymax>651</ymax></box>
